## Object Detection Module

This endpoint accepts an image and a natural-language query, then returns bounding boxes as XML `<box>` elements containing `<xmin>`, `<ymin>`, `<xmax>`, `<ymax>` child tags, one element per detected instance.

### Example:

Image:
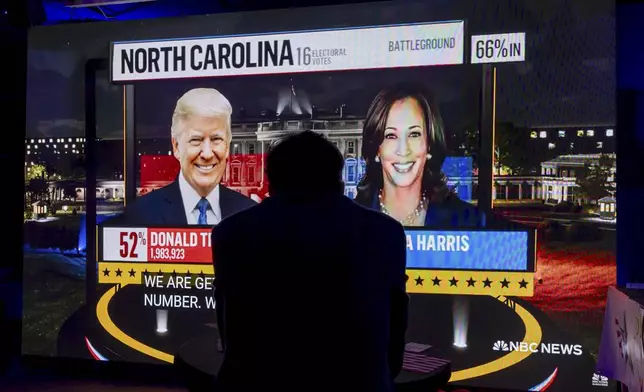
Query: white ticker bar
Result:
<box><xmin>471</xmin><ymin>33</ymin><xmax>525</xmax><ymax>64</ymax></box>
<box><xmin>112</xmin><ymin>21</ymin><xmax>465</xmax><ymax>82</ymax></box>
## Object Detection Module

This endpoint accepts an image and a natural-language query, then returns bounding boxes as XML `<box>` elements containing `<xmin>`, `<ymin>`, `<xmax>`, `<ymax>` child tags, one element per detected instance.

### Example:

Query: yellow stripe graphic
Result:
<box><xmin>450</xmin><ymin>295</ymin><xmax>542</xmax><ymax>382</ymax></box>
<box><xmin>96</xmin><ymin>284</ymin><xmax>174</xmax><ymax>364</ymax></box>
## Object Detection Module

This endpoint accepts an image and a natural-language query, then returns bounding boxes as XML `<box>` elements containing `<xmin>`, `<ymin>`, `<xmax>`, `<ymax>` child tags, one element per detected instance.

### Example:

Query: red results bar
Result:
<box><xmin>147</xmin><ymin>228</ymin><xmax>212</xmax><ymax>263</ymax></box>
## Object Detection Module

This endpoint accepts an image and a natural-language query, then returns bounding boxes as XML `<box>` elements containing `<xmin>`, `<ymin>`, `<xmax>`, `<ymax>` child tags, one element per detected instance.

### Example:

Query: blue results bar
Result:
<box><xmin>405</xmin><ymin>230</ymin><xmax>529</xmax><ymax>271</ymax></box>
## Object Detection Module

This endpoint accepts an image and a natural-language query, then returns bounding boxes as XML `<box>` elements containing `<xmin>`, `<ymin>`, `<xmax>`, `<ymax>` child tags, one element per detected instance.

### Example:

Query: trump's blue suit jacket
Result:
<box><xmin>115</xmin><ymin>180</ymin><xmax>256</xmax><ymax>226</ymax></box>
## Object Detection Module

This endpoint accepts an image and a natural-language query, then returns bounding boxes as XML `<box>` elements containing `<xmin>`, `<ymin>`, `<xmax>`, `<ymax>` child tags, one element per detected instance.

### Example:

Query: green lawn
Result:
<box><xmin>21</xmin><ymin>253</ymin><xmax>85</xmax><ymax>357</ymax></box>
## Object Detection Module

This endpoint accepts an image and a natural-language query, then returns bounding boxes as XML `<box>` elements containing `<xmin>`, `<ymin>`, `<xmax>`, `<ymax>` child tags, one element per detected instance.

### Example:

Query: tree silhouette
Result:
<box><xmin>456</xmin><ymin>123</ymin><xmax>479</xmax><ymax>168</ymax></box>
<box><xmin>575</xmin><ymin>154</ymin><xmax>616</xmax><ymax>202</ymax></box>
<box><xmin>494</xmin><ymin>122</ymin><xmax>538</xmax><ymax>175</ymax></box>
<box><xmin>456</xmin><ymin>122</ymin><xmax>538</xmax><ymax>175</ymax></box>
<box><xmin>55</xmin><ymin>156</ymin><xmax>85</xmax><ymax>179</ymax></box>
<box><xmin>26</xmin><ymin>164</ymin><xmax>47</xmax><ymax>181</ymax></box>
<box><xmin>27</xmin><ymin>178</ymin><xmax>49</xmax><ymax>204</ymax></box>
<box><xmin>26</xmin><ymin>164</ymin><xmax>50</xmax><ymax>204</ymax></box>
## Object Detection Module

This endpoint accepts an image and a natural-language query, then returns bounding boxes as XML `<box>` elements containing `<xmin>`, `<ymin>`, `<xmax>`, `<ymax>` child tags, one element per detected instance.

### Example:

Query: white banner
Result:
<box><xmin>111</xmin><ymin>21</ymin><xmax>465</xmax><ymax>82</ymax></box>
<box><xmin>471</xmin><ymin>32</ymin><xmax>526</xmax><ymax>64</ymax></box>
<box><xmin>596</xmin><ymin>286</ymin><xmax>644</xmax><ymax>391</ymax></box>
<box><xmin>102</xmin><ymin>227</ymin><xmax>149</xmax><ymax>262</ymax></box>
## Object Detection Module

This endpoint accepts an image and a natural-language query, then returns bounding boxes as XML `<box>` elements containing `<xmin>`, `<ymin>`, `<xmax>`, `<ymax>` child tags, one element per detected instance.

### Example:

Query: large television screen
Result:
<box><xmin>22</xmin><ymin>1</ymin><xmax>616</xmax><ymax>391</ymax></box>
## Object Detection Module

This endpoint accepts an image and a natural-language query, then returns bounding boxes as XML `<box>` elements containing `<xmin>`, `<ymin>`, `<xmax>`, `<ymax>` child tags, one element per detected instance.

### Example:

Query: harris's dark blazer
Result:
<box><xmin>112</xmin><ymin>180</ymin><xmax>256</xmax><ymax>226</ymax></box>
<box><xmin>366</xmin><ymin>192</ymin><xmax>519</xmax><ymax>229</ymax></box>
<box><xmin>212</xmin><ymin>193</ymin><xmax>408</xmax><ymax>392</ymax></box>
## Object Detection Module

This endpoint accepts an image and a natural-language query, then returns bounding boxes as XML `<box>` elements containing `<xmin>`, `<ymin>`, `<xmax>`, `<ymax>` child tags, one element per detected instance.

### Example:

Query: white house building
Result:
<box><xmin>539</xmin><ymin>153</ymin><xmax>616</xmax><ymax>204</ymax></box>
<box><xmin>26</xmin><ymin>119</ymin><xmax>616</xmax><ymax>207</ymax></box>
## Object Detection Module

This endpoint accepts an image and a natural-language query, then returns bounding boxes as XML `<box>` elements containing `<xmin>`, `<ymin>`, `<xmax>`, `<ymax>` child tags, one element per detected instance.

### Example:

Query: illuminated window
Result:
<box><xmin>600</xmin><ymin>203</ymin><xmax>606</xmax><ymax>212</ymax></box>
<box><xmin>347</xmin><ymin>164</ymin><xmax>356</xmax><ymax>182</ymax></box>
<box><xmin>606</xmin><ymin>129</ymin><xmax>614</xmax><ymax>137</ymax></box>
<box><xmin>610</xmin><ymin>204</ymin><xmax>615</xmax><ymax>213</ymax></box>
<box><xmin>577</xmin><ymin>130</ymin><xmax>584</xmax><ymax>137</ymax></box>
<box><xmin>539</xmin><ymin>131</ymin><xmax>547</xmax><ymax>139</ymax></box>
<box><xmin>558</xmin><ymin>130</ymin><xmax>566</xmax><ymax>138</ymax></box>
<box><xmin>597</xmin><ymin>141</ymin><xmax>603</xmax><ymax>149</ymax></box>
<box><xmin>530</xmin><ymin>131</ymin><xmax>538</xmax><ymax>139</ymax></box>
<box><xmin>548</xmin><ymin>143</ymin><xmax>555</xmax><ymax>150</ymax></box>
<box><xmin>587</xmin><ymin>129</ymin><xmax>594</xmax><ymax>137</ymax></box>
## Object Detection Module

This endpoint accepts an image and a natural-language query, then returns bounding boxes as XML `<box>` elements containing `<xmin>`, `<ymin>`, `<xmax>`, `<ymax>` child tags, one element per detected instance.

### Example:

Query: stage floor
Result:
<box><xmin>0</xmin><ymin>361</ymin><xmax>186</xmax><ymax>392</ymax></box>
<box><xmin>0</xmin><ymin>380</ymin><xmax>186</xmax><ymax>392</ymax></box>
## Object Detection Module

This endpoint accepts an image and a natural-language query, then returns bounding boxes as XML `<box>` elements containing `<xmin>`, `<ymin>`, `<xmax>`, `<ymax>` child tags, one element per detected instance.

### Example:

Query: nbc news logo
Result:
<box><xmin>493</xmin><ymin>340</ymin><xmax>509</xmax><ymax>351</ymax></box>
<box><xmin>592</xmin><ymin>373</ymin><xmax>608</xmax><ymax>387</ymax></box>
<box><xmin>492</xmin><ymin>340</ymin><xmax>582</xmax><ymax>356</ymax></box>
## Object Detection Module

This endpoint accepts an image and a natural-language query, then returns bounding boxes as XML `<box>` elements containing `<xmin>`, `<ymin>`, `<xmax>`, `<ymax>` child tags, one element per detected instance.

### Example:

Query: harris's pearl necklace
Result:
<box><xmin>378</xmin><ymin>190</ymin><xmax>428</xmax><ymax>226</ymax></box>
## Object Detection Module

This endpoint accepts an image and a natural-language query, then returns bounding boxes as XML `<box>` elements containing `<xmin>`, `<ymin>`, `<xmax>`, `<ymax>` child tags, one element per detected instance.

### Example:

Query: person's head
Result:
<box><xmin>171</xmin><ymin>88</ymin><xmax>232</xmax><ymax>197</ymax></box>
<box><xmin>359</xmin><ymin>84</ymin><xmax>447</xmax><ymax>195</ymax></box>
<box><xmin>266</xmin><ymin>131</ymin><xmax>344</xmax><ymax>197</ymax></box>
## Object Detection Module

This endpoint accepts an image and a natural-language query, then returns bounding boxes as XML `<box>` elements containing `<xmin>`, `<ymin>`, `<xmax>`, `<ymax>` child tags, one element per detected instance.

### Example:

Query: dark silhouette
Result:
<box><xmin>212</xmin><ymin>131</ymin><xmax>408</xmax><ymax>392</ymax></box>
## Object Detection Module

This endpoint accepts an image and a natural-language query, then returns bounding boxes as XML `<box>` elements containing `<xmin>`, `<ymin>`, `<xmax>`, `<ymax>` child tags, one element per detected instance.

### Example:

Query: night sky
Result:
<box><xmin>25</xmin><ymin>0</ymin><xmax>615</xmax><ymax>139</ymax></box>
<box><xmin>132</xmin><ymin>67</ymin><xmax>481</xmax><ymax>139</ymax></box>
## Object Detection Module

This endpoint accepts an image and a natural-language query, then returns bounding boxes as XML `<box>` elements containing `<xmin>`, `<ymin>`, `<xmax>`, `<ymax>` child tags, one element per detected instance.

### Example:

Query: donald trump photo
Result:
<box><xmin>118</xmin><ymin>88</ymin><xmax>256</xmax><ymax>225</ymax></box>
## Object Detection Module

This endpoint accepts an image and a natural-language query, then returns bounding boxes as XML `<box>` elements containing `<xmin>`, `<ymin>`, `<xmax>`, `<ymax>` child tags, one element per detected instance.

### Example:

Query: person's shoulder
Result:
<box><xmin>220</xmin><ymin>185</ymin><xmax>258</xmax><ymax>208</ymax></box>
<box><xmin>442</xmin><ymin>193</ymin><xmax>522</xmax><ymax>229</ymax></box>
<box><xmin>126</xmin><ymin>186</ymin><xmax>172</xmax><ymax>213</ymax></box>
<box><xmin>348</xmin><ymin>198</ymin><xmax>403</xmax><ymax>233</ymax></box>
<box><xmin>135</xmin><ymin>185</ymin><xmax>173</xmax><ymax>204</ymax></box>
<box><xmin>442</xmin><ymin>192</ymin><xmax>474</xmax><ymax>210</ymax></box>
<box><xmin>216</xmin><ymin>198</ymin><xmax>262</xmax><ymax>231</ymax></box>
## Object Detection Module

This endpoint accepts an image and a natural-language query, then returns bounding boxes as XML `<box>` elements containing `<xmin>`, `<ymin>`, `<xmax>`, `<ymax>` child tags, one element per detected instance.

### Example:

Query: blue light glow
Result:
<box><xmin>42</xmin><ymin>0</ymin><xmax>224</xmax><ymax>25</ymax></box>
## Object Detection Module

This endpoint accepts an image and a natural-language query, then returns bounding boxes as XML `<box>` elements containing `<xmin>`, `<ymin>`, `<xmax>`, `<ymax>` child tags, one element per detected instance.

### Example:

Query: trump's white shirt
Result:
<box><xmin>178</xmin><ymin>172</ymin><xmax>222</xmax><ymax>225</ymax></box>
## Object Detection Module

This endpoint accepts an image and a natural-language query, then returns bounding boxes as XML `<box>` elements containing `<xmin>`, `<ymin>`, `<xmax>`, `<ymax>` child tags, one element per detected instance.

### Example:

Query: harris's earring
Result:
<box><xmin>375</xmin><ymin>156</ymin><xmax>380</xmax><ymax>163</ymax></box>
<box><xmin>426</xmin><ymin>153</ymin><xmax>432</xmax><ymax>160</ymax></box>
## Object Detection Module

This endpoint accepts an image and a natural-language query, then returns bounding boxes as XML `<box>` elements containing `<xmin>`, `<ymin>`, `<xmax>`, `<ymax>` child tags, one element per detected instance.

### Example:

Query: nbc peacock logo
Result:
<box><xmin>493</xmin><ymin>340</ymin><xmax>509</xmax><ymax>351</ymax></box>
<box><xmin>592</xmin><ymin>372</ymin><xmax>608</xmax><ymax>387</ymax></box>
